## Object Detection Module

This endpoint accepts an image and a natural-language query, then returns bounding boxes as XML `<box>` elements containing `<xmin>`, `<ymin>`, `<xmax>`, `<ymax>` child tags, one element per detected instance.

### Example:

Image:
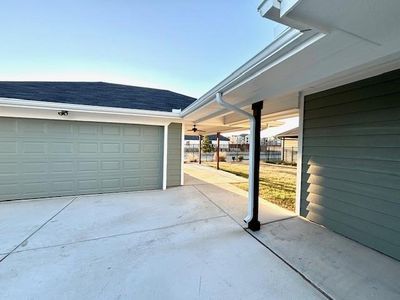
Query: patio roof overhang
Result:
<box><xmin>182</xmin><ymin>0</ymin><xmax>400</xmax><ymax>229</ymax></box>
<box><xmin>182</xmin><ymin>0</ymin><xmax>400</xmax><ymax>134</ymax></box>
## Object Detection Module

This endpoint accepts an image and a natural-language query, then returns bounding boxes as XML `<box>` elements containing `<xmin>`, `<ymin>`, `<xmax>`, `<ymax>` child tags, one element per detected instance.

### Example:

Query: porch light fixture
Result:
<box><xmin>58</xmin><ymin>110</ymin><xmax>69</xmax><ymax>116</ymax></box>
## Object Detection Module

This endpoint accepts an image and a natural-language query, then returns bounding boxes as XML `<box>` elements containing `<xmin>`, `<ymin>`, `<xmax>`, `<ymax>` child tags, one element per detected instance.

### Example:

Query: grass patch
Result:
<box><xmin>205</xmin><ymin>162</ymin><xmax>296</xmax><ymax>211</ymax></box>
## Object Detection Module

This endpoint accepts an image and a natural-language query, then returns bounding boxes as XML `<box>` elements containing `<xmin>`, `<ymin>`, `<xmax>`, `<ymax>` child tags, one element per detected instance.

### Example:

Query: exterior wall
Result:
<box><xmin>167</xmin><ymin>123</ymin><xmax>182</xmax><ymax>187</ymax></box>
<box><xmin>300</xmin><ymin>69</ymin><xmax>400</xmax><ymax>260</ymax></box>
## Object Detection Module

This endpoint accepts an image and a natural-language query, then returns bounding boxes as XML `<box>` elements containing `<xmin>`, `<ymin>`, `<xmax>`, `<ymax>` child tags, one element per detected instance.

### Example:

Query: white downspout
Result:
<box><xmin>216</xmin><ymin>92</ymin><xmax>256</xmax><ymax>223</ymax></box>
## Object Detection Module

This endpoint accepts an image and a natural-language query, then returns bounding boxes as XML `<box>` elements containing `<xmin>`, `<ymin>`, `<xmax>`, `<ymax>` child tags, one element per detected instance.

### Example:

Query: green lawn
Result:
<box><xmin>205</xmin><ymin>162</ymin><xmax>296</xmax><ymax>211</ymax></box>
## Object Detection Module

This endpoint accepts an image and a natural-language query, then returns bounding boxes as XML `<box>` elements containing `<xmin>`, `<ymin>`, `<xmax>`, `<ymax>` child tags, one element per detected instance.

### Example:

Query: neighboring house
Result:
<box><xmin>276</xmin><ymin>127</ymin><xmax>298</xmax><ymax>162</ymax></box>
<box><xmin>1</xmin><ymin>0</ymin><xmax>400</xmax><ymax>262</ymax></box>
<box><xmin>0</xmin><ymin>82</ymin><xmax>195</xmax><ymax>200</ymax></box>
<box><xmin>185</xmin><ymin>134</ymin><xmax>230</xmax><ymax>150</ymax></box>
<box><xmin>230</xmin><ymin>134</ymin><xmax>249</xmax><ymax>144</ymax></box>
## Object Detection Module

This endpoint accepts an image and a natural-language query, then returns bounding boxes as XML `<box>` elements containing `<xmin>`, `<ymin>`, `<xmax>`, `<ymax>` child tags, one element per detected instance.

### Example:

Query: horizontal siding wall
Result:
<box><xmin>167</xmin><ymin>123</ymin><xmax>182</xmax><ymax>187</ymax></box>
<box><xmin>300</xmin><ymin>69</ymin><xmax>400</xmax><ymax>261</ymax></box>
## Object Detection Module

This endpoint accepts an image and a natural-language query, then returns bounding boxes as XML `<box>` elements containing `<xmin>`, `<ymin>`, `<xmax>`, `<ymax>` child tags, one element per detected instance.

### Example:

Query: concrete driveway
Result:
<box><xmin>0</xmin><ymin>186</ymin><xmax>324</xmax><ymax>300</ymax></box>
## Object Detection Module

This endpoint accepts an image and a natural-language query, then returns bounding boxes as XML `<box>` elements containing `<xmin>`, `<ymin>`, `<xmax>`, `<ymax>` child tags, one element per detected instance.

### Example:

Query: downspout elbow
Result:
<box><xmin>215</xmin><ymin>92</ymin><xmax>256</xmax><ymax>224</ymax></box>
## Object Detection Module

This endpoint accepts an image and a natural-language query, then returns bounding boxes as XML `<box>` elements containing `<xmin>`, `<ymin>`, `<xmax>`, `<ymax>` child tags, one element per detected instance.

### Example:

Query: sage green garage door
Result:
<box><xmin>0</xmin><ymin>117</ymin><xmax>163</xmax><ymax>201</ymax></box>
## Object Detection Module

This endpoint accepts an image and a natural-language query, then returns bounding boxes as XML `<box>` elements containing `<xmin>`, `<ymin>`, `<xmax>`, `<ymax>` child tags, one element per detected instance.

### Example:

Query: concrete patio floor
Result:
<box><xmin>1</xmin><ymin>164</ymin><xmax>399</xmax><ymax>299</ymax></box>
<box><xmin>0</xmin><ymin>185</ymin><xmax>323</xmax><ymax>300</ymax></box>
<box><xmin>186</xmin><ymin>163</ymin><xmax>400</xmax><ymax>300</ymax></box>
<box><xmin>184</xmin><ymin>164</ymin><xmax>295</xmax><ymax>225</ymax></box>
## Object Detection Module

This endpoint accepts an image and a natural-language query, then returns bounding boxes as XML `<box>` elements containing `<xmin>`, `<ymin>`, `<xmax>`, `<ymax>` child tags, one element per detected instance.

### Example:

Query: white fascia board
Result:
<box><xmin>0</xmin><ymin>98</ymin><xmax>182</xmax><ymax>126</ymax></box>
<box><xmin>0</xmin><ymin>98</ymin><xmax>180</xmax><ymax>118</ymax></box>
<box><xmin>280</xmin><ymin>0</ymin><xmax>303</xmax><ymax>17</ymax></box>
<box><xmin>258</xmin><ymin>0</ymin><xmax>308</xmax><ymax>31</ymax></box>
<box><xmin>181</xmin><ymin>28</ymin><xmax>303</xmax><ymax>117</ymax></box>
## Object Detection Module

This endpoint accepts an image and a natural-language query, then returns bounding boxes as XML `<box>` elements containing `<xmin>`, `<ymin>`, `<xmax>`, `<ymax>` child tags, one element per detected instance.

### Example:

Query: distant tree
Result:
<box><xmin>202</xmin><ymin>136</ymin><xmax>214</xmax><ymax>161</ymax></box>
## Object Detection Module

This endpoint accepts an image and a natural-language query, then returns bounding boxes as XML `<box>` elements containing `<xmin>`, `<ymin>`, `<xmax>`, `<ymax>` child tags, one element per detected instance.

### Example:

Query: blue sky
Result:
<box><xmin>0</xmin><ymin>0</ymin><xmax>281</xmax><ymax>98</ymax></box>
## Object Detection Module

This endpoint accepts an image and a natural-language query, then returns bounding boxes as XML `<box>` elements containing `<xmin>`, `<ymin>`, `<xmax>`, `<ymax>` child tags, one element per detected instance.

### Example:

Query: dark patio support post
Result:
<box><xmin>248</xmin><ymin>101</ymin><xmax>263</xmax><ymax>231</ymax></box>
<box><xmin>199</xmin><ymin>135</ymin><xmax>202</xmax><ymax>164</ymax></box>
<box><xmin>216</xmin><ymin>132</ymin><xmax>220</xmax><ymax>170</ymax></box>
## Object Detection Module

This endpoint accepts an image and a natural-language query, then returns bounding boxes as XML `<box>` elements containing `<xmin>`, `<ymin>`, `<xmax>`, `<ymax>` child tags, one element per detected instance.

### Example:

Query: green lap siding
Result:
<box><xmin>300</xmin><ymin>69</ymin><xmax>400</xmax><ymax>260</ymax></box>
<box><xmin>167</xmin><ymin>123</ymin><xmax>182</xmax><ymax>187</ymax></box>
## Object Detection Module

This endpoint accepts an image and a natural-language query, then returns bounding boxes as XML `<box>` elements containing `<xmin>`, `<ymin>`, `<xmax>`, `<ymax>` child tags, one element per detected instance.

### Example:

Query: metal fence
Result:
<box><xmin>184</xmin><ymin>144</ymin><xmax>298</xmax><ymax>164</ymax></box>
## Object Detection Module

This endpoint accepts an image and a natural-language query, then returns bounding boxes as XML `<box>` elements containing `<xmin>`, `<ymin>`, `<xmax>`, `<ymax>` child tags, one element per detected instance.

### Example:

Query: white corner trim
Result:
<box><xmin>180</xmin><ymin>123</ymin><xmax>185</xmax><ymax>186</ymax></box>
<box><xmin>295</xmin><ymin>91</ymin><xmax>304</xmax><ymax>215</ymax></box>
<box><xmin>162</xmin><ymin>124</ymin><xmax>169</xmax><ymax>190</ymax></box>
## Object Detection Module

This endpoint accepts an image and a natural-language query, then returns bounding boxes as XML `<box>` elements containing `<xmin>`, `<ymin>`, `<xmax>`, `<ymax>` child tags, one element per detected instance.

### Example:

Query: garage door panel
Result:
<box><xmin>22</xmin><ymin>182</ymin><xmax>49</xmax><ymax>194</ymax></box>
<box><xmin>100</xmin><ymin>161</ymin><xmax>121</xmax><ymax>171</ymax></box>
<box><xmin>78</xmin><ymin>179</ymin><xmax>99</xmax><ymax>191</ymax></box>
<box><xmin>101</xmin><ymin>143</ymin><xmax>121</xmax><ymax>153</ymax></box>
<box><xmin>21</xmin><ymin>162</ymin><xmax>48</xmax><ymax>174</ymax></box>
<box><xmin>143</xmin><ymin>143</ymin><xmax>161</xmax><ymax>153</ymax></box>
<box><xmin>123</xmin><ymin>143</ymin><xmax>140</xmax><ymax>153</ymax></box>
<box><xmin>22</xmin><ymin>142</ymin><xmax>47</xmax><ymax>154</ymax></box>
<box><xmin>143</xmin><ymin>177</ymin><xmax>160</xmax><ymax>187</ymax></box>
<box><xmin>123</xmin><ymin>177</ymin><xmax>141</xmax><ymax>189</ymax></box>
<box><xmin>101</xmin><ymin>178</ymin><xmax>121</xmax><ymax>190</ymax></box>
<box><xmin>123</xmin><ymin>160</ymin><xmax>141</xmax><ymax>170</ymax></box>
<box><xmin>78</xmin><ymin>161</ymin><xmax>98</xmax><ymax>172</ymax></box>
<box><xmin>101</xmin><ymin>125</ymin><xmax>121</xmax><ymax>136</ymax></box>
<box><xmin>0</xmin><ymin>162</ymin><xmax>17</xmax><ymax>174</ymax></box>
<box><xmin>50</xmin><ymin>142</ymin><xmax>74</xmax><ymax>154</ymax></box>
<box><xmin>47</xmin><ymin>122</ymin><xmax>74</xmax><ymax>136</ymax></box>
<box><xmin>143</xmin><ymin>126</ymin><xmax>161</xmax><ymax>137</ymax></box>
<box><xmin>19</xmin><ymin>120</ymin><xmax>46</xmax><ymax>135</ymax></box>
<box><xmin>143</xmin><ymin>160</ymin><xmax>161</xmax><ymax>170</ymax></box>
<box><xmin>78</xmin><ymin>143</ymin><xmax>98</xmax><ymax>153</ymax></box>
<box><xmin>0</xmin><ymin>186</ymin><xmax>20</xmax><ymax>200</ymax></box>
<box><xmin>0</xmin><ymin>118</ymin><xmax>17</xmax><ymax>133</ymax></box>
<box><xmin>123</xmin><ymin>126</ymin><xmax>141</xmax><ymax>136</ymax></box>
<box><xmin>0</xmin><ymin>141</ymin><xmax>17</xmax><ymax>153</ymax></box>
<box><xmin>52</xmin><ymin>180</ymin><xmax>75</xmax><ymax>193</ymax></box>
<box><xmin>77</xmin><ymin>124</ymin><xmax>99</xmax><ymax>136</ymax></box>
<box><xmin>0</xmin><ymin>118</ymin><xmax>163</xmax><ymax>200</ymax></box>
<box><xmin>51</xmin><ymin>161</ymin><xmax>75</xmax><ymax>173</ymax></box>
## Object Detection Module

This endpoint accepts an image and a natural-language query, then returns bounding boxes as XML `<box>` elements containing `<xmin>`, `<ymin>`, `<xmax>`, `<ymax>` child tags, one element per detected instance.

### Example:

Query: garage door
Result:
<box><xmin>0</xmin><ymin>117</ymin><xmax>163</xmax><ymax>201</ymax></box>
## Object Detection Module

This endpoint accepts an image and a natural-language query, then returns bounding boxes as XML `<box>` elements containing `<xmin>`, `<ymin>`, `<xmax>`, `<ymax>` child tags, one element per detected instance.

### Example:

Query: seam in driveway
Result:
<box><xmin>0</xmin><ymin>197</ymin><xmax>77</xmax><ymax>263</ymax></box>
<box><xmin>192</xmin><ymin>184</ymin><xmax>333</xmax><ymax>300</ymax></box>
<box><xmin>260</xmin><ymin>216</ymin><xmax>297</xmax><ymax>225</ymax></box>
<box><xmin>192</xmin><ymin>185</ymin><xmax>245</xmax><ymax>227</ymax></box>
<box><xmin>8</xmin><ymin>214</ymin><xmax>228</xmax><ymax>255</ymax></box>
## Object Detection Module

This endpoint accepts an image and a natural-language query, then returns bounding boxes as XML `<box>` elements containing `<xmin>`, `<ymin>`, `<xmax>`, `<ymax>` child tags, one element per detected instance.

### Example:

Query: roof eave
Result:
<box><xmin>181</xmin><ymin>27</ymin><xmax>308</xmax><ymax>117</ymax></box>
<box><xmin>0</xmin><ymin>97</ymin><xmax>181</xmax><ymax>119</ymax></box>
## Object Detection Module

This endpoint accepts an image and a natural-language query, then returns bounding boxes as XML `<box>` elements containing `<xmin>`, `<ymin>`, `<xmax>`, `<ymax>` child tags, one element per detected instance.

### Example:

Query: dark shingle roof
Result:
<box><xmin>185</xmin><ymin>134</ymin><xmax>230</xmax><ymax>141</ymax></box>
<box><xmin>0</xmin><ymin>81</ymin><xmax>196</xmax><ymax>112</ymax></box>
